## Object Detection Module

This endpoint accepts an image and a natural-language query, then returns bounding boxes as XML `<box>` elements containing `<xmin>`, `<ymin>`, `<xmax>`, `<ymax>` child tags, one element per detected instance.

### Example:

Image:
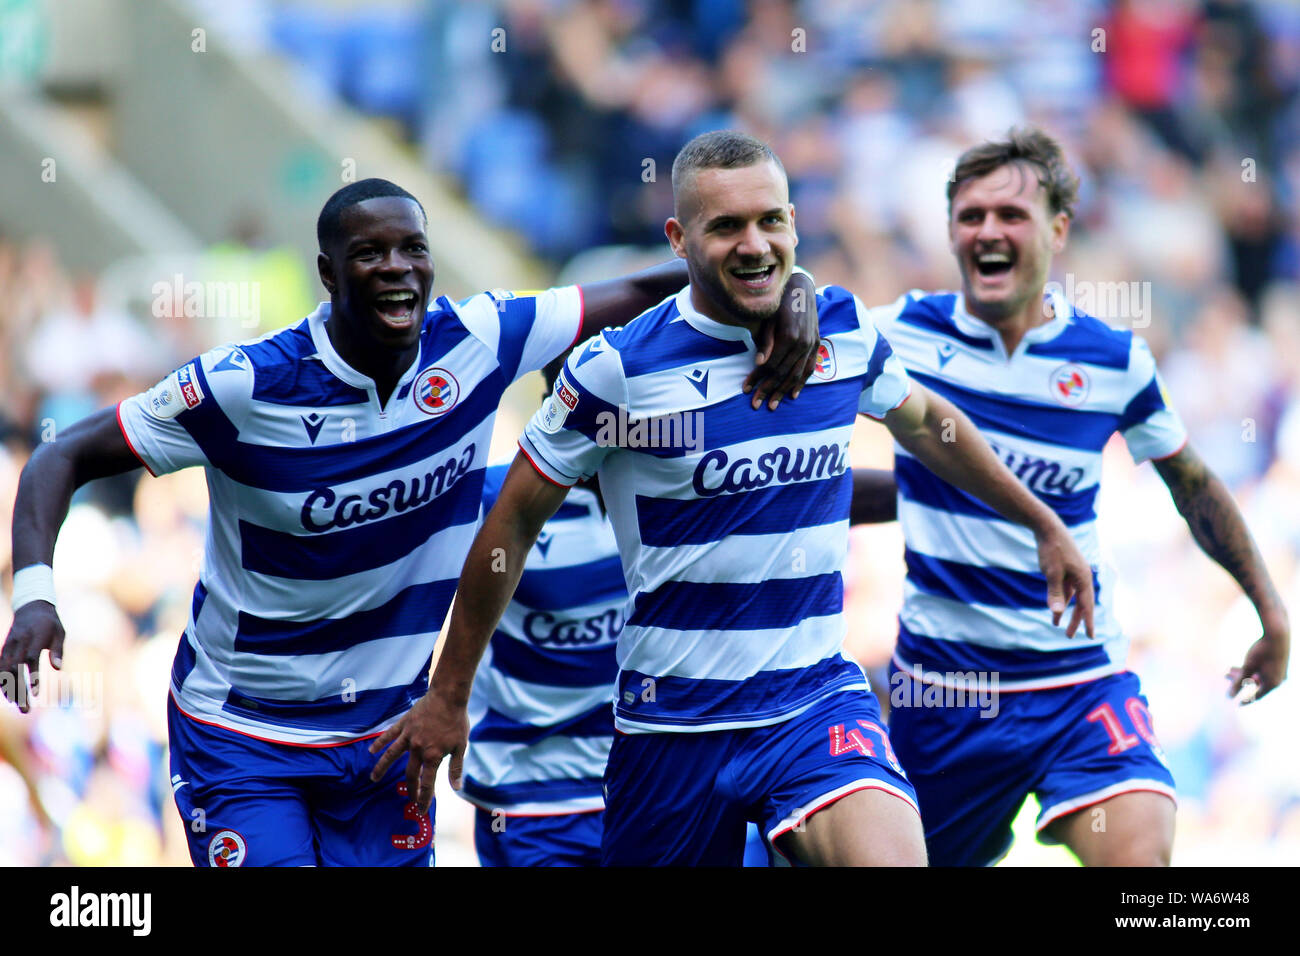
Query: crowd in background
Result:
<box><xmin>3</xmin><ymin>0</ymin><xmax>1300</xmax><ymax>864</ymax></box>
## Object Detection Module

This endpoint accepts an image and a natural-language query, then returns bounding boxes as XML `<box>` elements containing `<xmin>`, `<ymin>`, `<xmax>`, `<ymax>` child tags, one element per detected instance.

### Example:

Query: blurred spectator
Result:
<box><xmin>23</xmin><ymin>275</ymin><xmax>163</xmax><ymax>434</ymax></box>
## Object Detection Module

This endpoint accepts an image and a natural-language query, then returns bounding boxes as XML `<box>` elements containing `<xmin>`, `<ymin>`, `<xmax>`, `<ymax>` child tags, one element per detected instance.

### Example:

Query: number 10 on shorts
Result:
<box><xmin>1086</xmin><ymin>698</ymin><xmax>1162</xmax><ymax>755</ymax></box>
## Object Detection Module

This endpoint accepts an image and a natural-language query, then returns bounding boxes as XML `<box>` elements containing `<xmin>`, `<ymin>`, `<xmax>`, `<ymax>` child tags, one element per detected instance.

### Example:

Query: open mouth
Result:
<box><xmin>374</xmin><ymin>289</ymin><xmax>420</xmax><ymax>325</ymax></box>
<box><xmin>974</xmin><ymin>251</ymin><xmax>1015</xmax><ymax>280</ymax></box>
<box><xmin>730</xmin><ymin>263</ymin><xmax>777</xmax><ymax>290</ymax></box>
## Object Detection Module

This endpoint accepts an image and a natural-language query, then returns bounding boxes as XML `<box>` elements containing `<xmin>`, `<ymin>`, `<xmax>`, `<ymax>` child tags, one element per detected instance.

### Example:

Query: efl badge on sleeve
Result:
<box><xmin>145</xmin><ymin>362</ymin><xmax>204</xmax><ymax>419</ymax></box>
<box><xmin>538</xmin><ymin>374</ymin><xmax>580</xmax><ymax>434</ymax></box>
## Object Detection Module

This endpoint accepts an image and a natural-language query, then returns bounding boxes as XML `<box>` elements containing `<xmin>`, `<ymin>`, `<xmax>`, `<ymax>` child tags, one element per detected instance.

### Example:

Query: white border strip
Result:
<box><xmin>766</xmin><ymin>778</ymin><xmax>921</xmax><ymax>850</ymax></box>
<box><xmin>1036</xmin><ymin>779</ymin><xmax>1177</xmax><ymax>837</ymax></box>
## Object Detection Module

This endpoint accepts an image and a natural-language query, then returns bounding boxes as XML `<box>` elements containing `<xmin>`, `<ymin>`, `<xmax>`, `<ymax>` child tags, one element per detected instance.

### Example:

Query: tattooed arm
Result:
<box><xmin>1153</xmin><ymin>445</ymin><xmax>1290</xmax><ymax>700</ymax></box>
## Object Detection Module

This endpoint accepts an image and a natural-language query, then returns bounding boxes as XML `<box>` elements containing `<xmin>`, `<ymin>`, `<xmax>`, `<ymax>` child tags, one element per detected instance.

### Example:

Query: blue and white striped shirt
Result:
<box><xmin>520</xmin><ymin>284</ymin><xmax>912</xmax><ymax>733</ymax></box>
<box><xmin>118</xmin><ymin>289</ymin><xmax>583</xmax><ymax>744</ymax></box>
<box><xmin>871</xmin><ymin>289</ymin><xmax>1187</xmax><ymax>689</ymax></box>
<box><xmin>461</xmin><ymin>465</ymin><xmax>622</xmax><ymax>815</ymax></box>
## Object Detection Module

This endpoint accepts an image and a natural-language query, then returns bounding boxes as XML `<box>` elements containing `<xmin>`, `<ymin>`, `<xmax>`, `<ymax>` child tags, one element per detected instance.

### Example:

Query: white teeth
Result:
<box><xmin>377</xmin><ymin>291</ymin><xmax>416</xmax><ymax>302</ymax></box>
<box><xmin>977</xmin><ymin>253</ymin><xmax>1011</xmax><ymax>264</ymax></box>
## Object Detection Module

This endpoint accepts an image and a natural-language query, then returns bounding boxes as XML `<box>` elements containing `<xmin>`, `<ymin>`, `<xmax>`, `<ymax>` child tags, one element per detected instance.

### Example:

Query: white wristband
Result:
<box><xmin>11</xmin><ymin>564</ymin><xmax>56</xmax><ymax>611</ymax></box>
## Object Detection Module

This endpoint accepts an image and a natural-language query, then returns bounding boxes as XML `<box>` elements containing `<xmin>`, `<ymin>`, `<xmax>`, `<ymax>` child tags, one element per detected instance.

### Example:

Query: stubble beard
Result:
<box><xmin>691</xmin><ymin>252</ymin><xmax>784</xmax><ymax>328</ymax></box>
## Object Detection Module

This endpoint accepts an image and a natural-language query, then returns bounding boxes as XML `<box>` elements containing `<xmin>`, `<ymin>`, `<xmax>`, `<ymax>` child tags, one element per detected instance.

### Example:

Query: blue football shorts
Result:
<box><xmin>601</xmin><ymin>689</ymin><xmax>918</xmax><ymax>866</ymax></box>
<box><xmin>743</xmin><ymin>822</ymin><xmax>771</xmax><ymax>867</ymax></box>
<box><xmin>167</xmin><ymin>695</ymin><xmax>434</xmax><ymax>866</ymax></box>
<box><xmin>887</xmin><ymin>667</ymin><xmax>1176</xmax><ymax>867</ymax></box>
<box><xmin>474</xmin><ymin>808</ymin><xmax>603</xmax><ymax>867</ymax></box>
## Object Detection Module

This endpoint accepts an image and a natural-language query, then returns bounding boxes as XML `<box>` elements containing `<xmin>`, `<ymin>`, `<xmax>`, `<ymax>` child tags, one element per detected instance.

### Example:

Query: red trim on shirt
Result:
<box><xmin>892</xmin><ymin>656</ymin><xmax>1130</xmax><ymax>694</ymax></box>
<box><xmin>569</xmin><ymin>285</ymin><xmax>586</xmax><ymax>347</ymax></box>
<box><xmin>517</xmin><ymin>442</ymin><xmax>574</xmax><ymax>488</ymax></box>
<box><xmin>1149</xmin><ymin>437</ymin><xmax>1188</xmax><ymax>462</ymax></box>
<box><xmin>861</xmin><ymin>386</ymin><xmax>912</xmax><ymax>421</ymax></box>
<box><xmin>171</xmin><ymin>691</ymin><xmax>386</xmax><ymax>749</ymax></box>
<box><xmin>116</xmin><ymin>401</ymin><xmax>158</xmax><ymax>477</ymax></box>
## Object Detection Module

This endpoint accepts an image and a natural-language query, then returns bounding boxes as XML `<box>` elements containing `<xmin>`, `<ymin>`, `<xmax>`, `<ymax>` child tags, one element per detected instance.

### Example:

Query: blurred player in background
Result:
<box><xmin>870</xmin><ymin>127</ymin><xmax>1291</xmax><ymax>866</ymax></box>
<box><xmin>1</xmin><ymin>178</ymin><xmax>821</xmax><ymax>867</ymax></box>
<box><xmin>371</xmin><ymin>130</ymin><xmax>1097</xmax><ymax>866</ymax></box>
<box><xmin>460</xmin><ymin>355</ymin><xmax>622</xmax><ymax>866</ymax></box>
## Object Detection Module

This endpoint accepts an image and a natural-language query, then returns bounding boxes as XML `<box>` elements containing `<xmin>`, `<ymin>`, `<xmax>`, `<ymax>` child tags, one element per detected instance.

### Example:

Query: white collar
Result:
<box><xmin>952</xmin><ymin>288</ymin><xmax>1074</xmax><ymax>351</ymax></box>
<box><xmin>306</xmin><ymin>301</ymin><xmax>423</xmax><ymax>390</ymax></box>
<box><xmin>674</xmin><ymin>286</ymin><xmax>757</xmax><ymax>344</ymax></box>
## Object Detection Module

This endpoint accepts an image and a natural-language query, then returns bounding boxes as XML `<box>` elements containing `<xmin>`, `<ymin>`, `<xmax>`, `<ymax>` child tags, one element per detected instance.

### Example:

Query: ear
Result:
<box><xmin>317</xmin><ymin>253</ymin><xmax>336</xmax><ymax>296</ymax></box>
<box><xmin>665</xmin><ymin>218</ymin><xmax>687</xmax><ymax>260</ymax></box>
<box><xmin>789</xmin><ymin>203</ymin><xmax>798</xmax><ymax>249</ymax></box>
<box><xmin>1051</xmin><ymin>211</ymin><xmax>1070</xmax><ymax>255</ymax></box>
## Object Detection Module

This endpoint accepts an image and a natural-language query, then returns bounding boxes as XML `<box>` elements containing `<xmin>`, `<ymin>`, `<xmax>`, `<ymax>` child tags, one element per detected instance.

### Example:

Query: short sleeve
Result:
<box><xmin>518</xmin><ymin>332</ymin><xmax>624</xmax><ymax>486</ymax></box>
<box><xmin>1118</xmin><ymin>337</ymin><xmax>1187</xmax><ymax>463</ymax></box>
<box><xmin>455</xmin><ymin>287</ymin><xmax>584</xmax><ymax>384</ymax></box>
<box><xmin>852</xmin><ymin>295</ymin><xmax>912</xmax><ymax>419</ymax></box>
<box><xmin>118</xmin><ymin>346</ymin><xmax>254</xmax><ymax>476</ymax></box>
<box><xmin>858</xmin><ymin>292</ymin><xmax>911</xmax><ymax>339</ymax></box>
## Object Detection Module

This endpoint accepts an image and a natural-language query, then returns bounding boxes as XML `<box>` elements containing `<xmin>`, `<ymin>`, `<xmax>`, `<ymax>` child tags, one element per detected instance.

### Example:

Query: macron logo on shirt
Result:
<box><xmin>576</xmin><ymin>339</ymin><xmax>604</xmax><ymax>367</ymax></box>
<box><xmin>301</xmin><ymin>412</ymin><xmax>326</xmax><ymax>445</ymax></box>
<box><xmin>683</xmin><ymin>368</ymin><xmax>709</xmax><ymax>398</ymax></box>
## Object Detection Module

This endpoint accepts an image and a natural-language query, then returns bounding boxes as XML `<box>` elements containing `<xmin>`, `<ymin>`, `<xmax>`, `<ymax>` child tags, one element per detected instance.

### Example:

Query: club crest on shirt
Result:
<box><xmin>813</xmin><ymin>338</ymin><xmax>837</xmax><ymax>380</ymax></box>
<box><xmin>413</xmin><ymin>367</ymin><xmax>460</xmax><ymax>416</ymax></box>
<box><xmin>208</xmin><ymin>829</ymin><xmax>246</xmax><ymax>867</ymax></box>
<box><xmin>1050</xmin><ymin>363</ymin><xmax>1090</xmax><ymax>407</ymax></box>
